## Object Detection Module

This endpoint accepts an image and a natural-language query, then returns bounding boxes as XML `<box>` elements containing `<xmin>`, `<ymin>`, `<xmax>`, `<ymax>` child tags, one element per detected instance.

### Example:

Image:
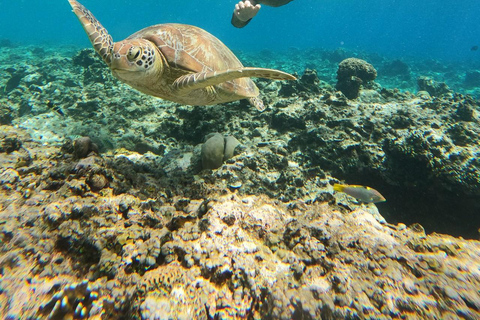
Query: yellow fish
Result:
<box><xmin>333</xmin><ymin>184</ymin><xmax>386</xmax><ymax>203</ymax></box>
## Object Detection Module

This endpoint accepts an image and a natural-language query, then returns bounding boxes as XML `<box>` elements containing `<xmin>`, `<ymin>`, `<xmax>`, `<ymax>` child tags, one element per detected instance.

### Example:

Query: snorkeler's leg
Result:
<box><xmin>258</xmin><ymin>0</ymin><xmax>294</xmax><ymax>7</ymax></box>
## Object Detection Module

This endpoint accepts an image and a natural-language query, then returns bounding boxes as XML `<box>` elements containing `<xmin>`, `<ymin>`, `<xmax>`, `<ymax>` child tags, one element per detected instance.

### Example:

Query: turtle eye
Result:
<box><xmin>127</xmin><ymin>47</ymin><xmax>142</xmax><ymax>62</ymax></box>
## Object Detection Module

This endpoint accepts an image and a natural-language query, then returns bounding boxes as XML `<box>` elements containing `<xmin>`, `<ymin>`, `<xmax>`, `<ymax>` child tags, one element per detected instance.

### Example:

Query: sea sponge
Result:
<box><xmin>86</xmin><ymin>173</ymin><xmax>108</xmax><ymax>191</ymax></box>
<box><xmin>73</xmin><ymin>136</ymin><xmax>99</xmax><ymax>159</ymax></box>
<box><xmin>201</xmin><ymin>133</ymin><xmax>225</xmax><ymax>170</ymax></box>
<box><xmin>201</xmin><ymin>133</ymin><xmax>240</xmax><ymax>170</ymax></box>
<box><xmin>223</xmin><ymin>136</ymin><xmax>240</xmax><ymax>161</ymax></box>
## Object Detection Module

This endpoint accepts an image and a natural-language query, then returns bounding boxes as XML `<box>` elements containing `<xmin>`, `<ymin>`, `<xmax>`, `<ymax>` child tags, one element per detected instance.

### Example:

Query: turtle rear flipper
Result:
<box><xmin>248</xmin><ymin>97</ymin><xmax>266</xmax><ymax>112</ymax></box>
<box><xmin>172</xmin><ymin>67</ymin><xmax>296</xmax><ymax>93</ymax></box>
<box><xmin>68</xmin><ymin>0</ymin><xmax>114</xmax><ymax>65</ymax></box>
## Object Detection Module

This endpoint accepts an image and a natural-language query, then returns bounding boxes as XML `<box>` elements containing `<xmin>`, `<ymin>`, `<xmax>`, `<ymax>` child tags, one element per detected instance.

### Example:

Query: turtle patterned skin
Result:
<box><xmin>68</xmin><ymin>0</ymin><xmax>296</xmax><ymax>111</ymax></box>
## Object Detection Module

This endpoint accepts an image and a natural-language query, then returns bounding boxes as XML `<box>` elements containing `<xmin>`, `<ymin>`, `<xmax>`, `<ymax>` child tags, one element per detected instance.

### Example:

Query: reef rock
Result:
<box><xmin>336</xmin><ymin>58</ymin><xmax>377</xmax><ymax>99</ymax></box>
<box><xmin>417</xmin><ymin>76</ymin><xmax>452</xmax><ymax>97</ymax></box>
<box><xmin>1</xmin><ymin>45</ymin><xmax>480</xmax><ymax>319</ymax></box>
<box><xmin>0</xmin><ymin>125</ymin><xmax>479</xmax><ymax>319</ymax></box>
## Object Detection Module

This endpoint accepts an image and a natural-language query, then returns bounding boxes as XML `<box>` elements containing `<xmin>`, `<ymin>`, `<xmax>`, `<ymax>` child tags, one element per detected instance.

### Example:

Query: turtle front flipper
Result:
<box><xmin>68</xmin><ymin>0</ymin><xmax>114</xmax><ymax>65</ymax></box>
<box><xmin>172</xmin><ymin>67</ymin><xmax>296</xmax><ymax>93</ymax></box>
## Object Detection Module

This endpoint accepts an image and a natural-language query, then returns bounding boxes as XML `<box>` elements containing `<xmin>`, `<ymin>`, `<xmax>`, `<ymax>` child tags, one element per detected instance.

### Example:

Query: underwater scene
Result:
<box><xmin>1</xmin><ymin>0</ymin><xmax>480</xmax><ymax>318</ymax></box>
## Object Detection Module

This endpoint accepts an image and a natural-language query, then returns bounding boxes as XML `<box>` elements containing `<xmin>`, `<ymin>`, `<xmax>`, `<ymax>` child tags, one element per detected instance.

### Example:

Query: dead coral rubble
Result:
<box><xmin>1</xmin><ymin>125</ymin><xmax>480</xmax><ymax>319</ymax></box>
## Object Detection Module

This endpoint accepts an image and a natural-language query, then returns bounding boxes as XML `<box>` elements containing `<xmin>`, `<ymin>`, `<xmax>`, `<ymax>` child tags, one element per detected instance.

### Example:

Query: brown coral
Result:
<box><xmin>336</xmin><ymin>57</ymin><xmax>377</xmax><ymax>99</ymax></box>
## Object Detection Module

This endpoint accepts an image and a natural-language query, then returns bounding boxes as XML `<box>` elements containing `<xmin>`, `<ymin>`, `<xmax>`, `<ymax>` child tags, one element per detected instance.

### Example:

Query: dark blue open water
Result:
<box><xmin>1</xmin><ymin>0</ymin><xmax>480</xmax><ymax>61</ymax></box>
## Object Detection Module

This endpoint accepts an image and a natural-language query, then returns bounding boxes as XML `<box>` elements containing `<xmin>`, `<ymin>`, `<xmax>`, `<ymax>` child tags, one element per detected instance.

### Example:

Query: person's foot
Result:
<box><xmin>234</xmin><ymin>1</ymin><xmax>261</xmax><ymax>22</ymax></box>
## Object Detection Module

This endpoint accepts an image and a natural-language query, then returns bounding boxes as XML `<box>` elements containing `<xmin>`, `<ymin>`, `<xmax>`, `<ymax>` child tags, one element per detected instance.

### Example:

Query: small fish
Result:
<box><xmin>46</xmin><ymin>100</ymin><xmax>64</xmax><ymax>116</ymax></box>
<box><xmin>333</xmin><ymin>183</ymin><xmax>386</xmax><ymax>203</ymax></box>
<box><xmin>471</xmin><ymin>45</ymin><xmax>478</xmax><ymax>51</ymax></box>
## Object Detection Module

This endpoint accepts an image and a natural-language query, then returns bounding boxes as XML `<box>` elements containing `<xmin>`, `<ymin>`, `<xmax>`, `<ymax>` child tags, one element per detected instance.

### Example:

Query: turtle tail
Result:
<box><xmin>68</xmin><ymin>0</ymin><xmax>114</xmax><ymax>65</ymax></box>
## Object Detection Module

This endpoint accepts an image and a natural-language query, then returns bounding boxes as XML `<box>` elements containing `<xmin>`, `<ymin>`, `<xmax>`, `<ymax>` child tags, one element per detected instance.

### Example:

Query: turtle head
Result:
<box><xmin>109</xmin><ymin>39</ymin><xmax>163</xmax><ymax>83</ymax></box>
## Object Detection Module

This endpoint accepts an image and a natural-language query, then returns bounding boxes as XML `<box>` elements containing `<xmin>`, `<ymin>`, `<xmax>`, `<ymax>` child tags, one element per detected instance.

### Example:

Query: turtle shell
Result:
<box><xmin>126</xmin><ymin>23</ymin><xmax>258</xmax><ymax>99</ymax></box>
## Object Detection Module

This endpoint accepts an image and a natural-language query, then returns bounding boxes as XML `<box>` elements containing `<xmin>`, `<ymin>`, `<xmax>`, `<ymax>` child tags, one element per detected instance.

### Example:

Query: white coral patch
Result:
<box><xmin>308</xmin><ymin>276</ymin><xmax>331</xmax><ymax>294</ymax></box>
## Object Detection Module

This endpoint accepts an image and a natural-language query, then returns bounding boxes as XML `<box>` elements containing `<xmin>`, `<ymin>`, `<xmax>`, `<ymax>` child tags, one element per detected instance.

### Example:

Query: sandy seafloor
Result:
<box><xmin>1</xmin><ymin>41</ymin><xmax>480</xmax><ymax>319</ymax></box>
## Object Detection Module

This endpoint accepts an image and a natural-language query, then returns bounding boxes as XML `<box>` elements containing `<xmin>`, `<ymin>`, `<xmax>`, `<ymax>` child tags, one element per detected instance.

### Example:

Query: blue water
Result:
<box><xmin>1</xmin><ymin>0</ymin><xmax>480</xmax><ymax>61</ymax></box>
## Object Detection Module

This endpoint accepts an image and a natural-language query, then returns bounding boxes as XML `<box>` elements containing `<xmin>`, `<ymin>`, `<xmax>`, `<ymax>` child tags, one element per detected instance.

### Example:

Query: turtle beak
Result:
<box><xmin>109</xmin><ymin>56</ymin><xmax>130</xmax><ymax>72</ymax></box>
<box><xmin>109</xmin><ymin>59</ymin><xmax>121</xmax><ymax>71</ymax></box>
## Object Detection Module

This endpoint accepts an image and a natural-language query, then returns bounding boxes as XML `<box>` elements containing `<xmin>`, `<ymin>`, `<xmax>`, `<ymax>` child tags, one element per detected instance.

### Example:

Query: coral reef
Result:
<box><xmin>1</xmin><ymin>121</ymin><xmax>480</xmax><ymax>318</ymax></box>
<box><xmin>0</xmin><ymin>44</ymin><xmax>480</xmax><ymax>318</ymax></box>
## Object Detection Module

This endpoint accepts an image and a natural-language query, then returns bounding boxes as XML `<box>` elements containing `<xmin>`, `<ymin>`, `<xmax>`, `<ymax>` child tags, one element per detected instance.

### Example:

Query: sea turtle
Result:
<box><xmin>68</xmin><ymin>0</ymin><xmax>296</xmax><ymax>111</ymax></box>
